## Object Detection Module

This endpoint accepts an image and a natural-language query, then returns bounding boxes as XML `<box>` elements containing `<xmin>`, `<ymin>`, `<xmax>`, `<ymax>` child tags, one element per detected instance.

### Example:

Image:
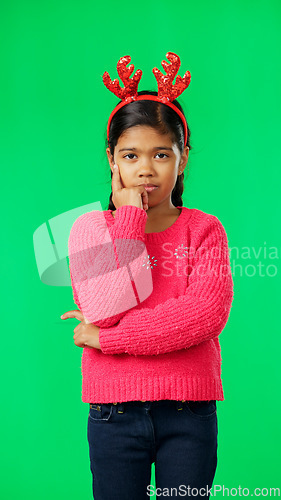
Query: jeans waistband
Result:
<box><xmin>93</xmin><ymin>399</ymin><xmax>191</xmax><ymax>413</ymax></box>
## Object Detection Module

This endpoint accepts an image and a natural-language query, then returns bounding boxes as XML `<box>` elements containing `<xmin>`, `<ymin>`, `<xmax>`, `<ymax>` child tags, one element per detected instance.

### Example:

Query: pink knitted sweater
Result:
<box><xmin>68</xmin><ymin>205</ymin><xmax>234</xmax><ymax>404</ymax></box>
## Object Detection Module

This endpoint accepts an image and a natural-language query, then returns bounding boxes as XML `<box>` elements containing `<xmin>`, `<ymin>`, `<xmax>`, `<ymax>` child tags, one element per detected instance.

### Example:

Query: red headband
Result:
<box><xmin>102</xmin><ymin>52</ymin><xmax>191</xmax><ymax>147</ymax></box>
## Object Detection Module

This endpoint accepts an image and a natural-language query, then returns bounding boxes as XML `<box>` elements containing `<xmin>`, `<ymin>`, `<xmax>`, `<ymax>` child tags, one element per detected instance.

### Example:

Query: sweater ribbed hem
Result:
<box><xmin>81</xmin><ymin>375</ymin><xmax>224</xmax><ymax>403</ymax></box>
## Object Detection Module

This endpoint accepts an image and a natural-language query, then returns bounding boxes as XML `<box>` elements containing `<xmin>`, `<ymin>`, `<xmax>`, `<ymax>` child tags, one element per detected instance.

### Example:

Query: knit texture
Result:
<box><xmin>68</xmin><ymin>205</ymin><xmax>234</xmax><ymax>403</ymax></box>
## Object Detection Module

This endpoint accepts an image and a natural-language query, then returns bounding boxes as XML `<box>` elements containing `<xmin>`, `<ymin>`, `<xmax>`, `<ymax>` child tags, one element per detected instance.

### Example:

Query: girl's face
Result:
<box><xmin>106</xmin><ymin>125</ymin><xmax>189</xmax><ymax>211</ymax></box>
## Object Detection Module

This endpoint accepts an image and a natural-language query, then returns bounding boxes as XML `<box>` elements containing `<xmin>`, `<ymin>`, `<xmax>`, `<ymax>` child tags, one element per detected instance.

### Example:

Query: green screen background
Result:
<box><xmin>1</xmin><ymin>0</ymin><xmax>280</xmax><ymax>498</ymax></box>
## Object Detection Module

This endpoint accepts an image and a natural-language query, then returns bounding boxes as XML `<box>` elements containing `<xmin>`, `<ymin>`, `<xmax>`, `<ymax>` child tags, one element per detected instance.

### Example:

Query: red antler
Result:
<box><xmin>152</xmin><ymin>52</ymin><xmax>191</xmax><ymax>102</ymax></box>
<box><xmin>102</xmin><ymin>55</ymin><xmax>142</xmax><ymax>101</ymax></box>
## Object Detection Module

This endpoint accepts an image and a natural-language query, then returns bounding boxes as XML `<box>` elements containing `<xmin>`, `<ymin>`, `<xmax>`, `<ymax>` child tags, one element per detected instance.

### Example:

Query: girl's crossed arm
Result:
<box><xmin>65</xmin><ymin>205</ymin><xmax>151</xmax><ymax>329</ymax></box>
<box><xmin>97</xmin><ymin>218</ymin><xmax>234</xmax><ymax>356</ymax></box>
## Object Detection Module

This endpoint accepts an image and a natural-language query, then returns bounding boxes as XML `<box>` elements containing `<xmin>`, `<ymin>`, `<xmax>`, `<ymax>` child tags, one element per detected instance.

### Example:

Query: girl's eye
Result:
<box><xmin>155</xmin><ymin>153</ymin><xmax>168</xmax><ymax>159</ymax></box>
<box><xmin>123</xmin><ymin>153</ymin><xmax>168</xmax><ymax>159</ymax></box>
<box><xmin>123</xmin><ymin>153</ymin><xmax>137</xmax><ymax>159</ymax></box>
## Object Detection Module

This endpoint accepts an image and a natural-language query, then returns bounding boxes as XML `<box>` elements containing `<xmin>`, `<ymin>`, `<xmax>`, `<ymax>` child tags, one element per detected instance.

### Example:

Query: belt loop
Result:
<box><xmin>112</xmin><ymin>402</ymin><xmax>123</xmax><ymax>413</ymax></box>
<box><xmin>177</xmin><ymin>400</ymin><xmax>185</xmax><ymax>411</ymax></box>
<box><xmin>144</xmin><ymin>401</ymin><xmax>151</xmax><ymax>411</ymax></box>
<box><xmin>117</xmin><ymin>402</ymin><xmax>124</xmax><ymax>414</ymax></box>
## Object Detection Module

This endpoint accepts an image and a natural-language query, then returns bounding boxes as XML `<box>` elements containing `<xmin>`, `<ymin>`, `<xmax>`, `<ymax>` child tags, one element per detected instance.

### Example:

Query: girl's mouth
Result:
<box><xmin>144</xmin><ymin>186</ymin><xmax>159</xmax><ymax>193</ymax></box>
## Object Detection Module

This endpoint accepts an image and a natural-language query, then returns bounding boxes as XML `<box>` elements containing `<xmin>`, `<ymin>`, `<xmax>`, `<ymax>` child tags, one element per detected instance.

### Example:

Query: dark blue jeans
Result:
<box><xmin>87</xmin><ymin>399</ymin><xmax>218</xmax><ymax>499</ymax></box>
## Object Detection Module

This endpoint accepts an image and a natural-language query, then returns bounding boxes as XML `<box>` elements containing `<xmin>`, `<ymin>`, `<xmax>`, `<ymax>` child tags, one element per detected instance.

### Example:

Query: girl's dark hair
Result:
<box><xmin>105</xmin><ymin>90</ymin><xmax>192</xmax><ymax>210</ymax></box>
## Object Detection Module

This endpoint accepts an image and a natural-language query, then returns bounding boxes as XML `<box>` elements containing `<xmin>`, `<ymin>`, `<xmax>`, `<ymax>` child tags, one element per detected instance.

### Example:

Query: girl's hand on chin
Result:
<box><xmin>61</xmin><ymin>310</ymin><xmax>101</xmax><ymax>350</ymax></box>
<box><xmin>112</xmin><ymin>163</ymin><xmax>149</xmax><ymax>211</ymax></box>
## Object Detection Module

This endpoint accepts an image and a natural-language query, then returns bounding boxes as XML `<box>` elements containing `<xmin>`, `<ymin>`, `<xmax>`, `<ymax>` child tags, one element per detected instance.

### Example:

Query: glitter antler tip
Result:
<box><xmin>102</xmin><ymin>55</ymin><xmax>143</xmax><ymax>101</ymax></box>
<box><xmin>152</xmin><ymin>51</ymin><xmax>191</xmax><ymax>102</ymax></box>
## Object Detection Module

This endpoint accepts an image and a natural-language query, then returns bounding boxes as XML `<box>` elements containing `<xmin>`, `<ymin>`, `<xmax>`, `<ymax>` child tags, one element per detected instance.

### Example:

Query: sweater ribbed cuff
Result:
<box><xmin>111</xmin><ymin>205</ymin><xmax>148</xmax><ymax>240</ymax></box>
<box><xmin>99</xmin><ymin>326</ymin><xmax>126</xmax><ymax>355</ymax></box>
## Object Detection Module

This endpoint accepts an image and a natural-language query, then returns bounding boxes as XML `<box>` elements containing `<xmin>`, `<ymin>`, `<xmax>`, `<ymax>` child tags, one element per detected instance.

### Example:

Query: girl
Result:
<box><xmin>61</xmin><ymin>53</ymin><xmax>234</xmax><ymax>500</ymax></box>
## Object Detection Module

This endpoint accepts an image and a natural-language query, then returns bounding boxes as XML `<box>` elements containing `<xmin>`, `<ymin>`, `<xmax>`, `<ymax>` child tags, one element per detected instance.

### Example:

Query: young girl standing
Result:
<box><xmin>61</xmin><ymin>52</ymin><xmax>234</xmax><ymax>500</ymax></box>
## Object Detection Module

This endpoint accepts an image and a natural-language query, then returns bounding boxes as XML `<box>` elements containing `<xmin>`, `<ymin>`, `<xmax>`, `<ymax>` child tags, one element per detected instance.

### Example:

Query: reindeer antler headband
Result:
<box><xmin>102</xmin><ymin>52</ymin><xmax>191</xmax><ymax>147</ymax></box>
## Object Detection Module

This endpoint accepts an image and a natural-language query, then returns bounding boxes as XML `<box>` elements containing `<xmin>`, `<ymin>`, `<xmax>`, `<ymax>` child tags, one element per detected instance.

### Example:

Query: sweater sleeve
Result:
<box><xmin>69</xmin><ymin>267</ymin><xmax>82</xmax><ymax>310</ymax></box>
<box><xmin>99</xmin><ymin>218</ymin><xmax>234</xmax><ymax>355</ymax></box>
<box><xmin>68</xmin><ymin>205</ymin><xmax>151</xmax><ymax>328</ymax></box>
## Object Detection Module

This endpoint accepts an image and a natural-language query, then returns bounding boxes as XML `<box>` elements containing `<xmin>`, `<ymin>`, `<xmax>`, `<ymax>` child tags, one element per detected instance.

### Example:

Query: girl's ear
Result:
<box><xmin>179</xmin><ymin>146</ymin><xmax>189</xmax><ymax>168</ymax></box>
<box><xmin>106</xmin><ymin>147</ymin><xmax>115</xmax><ymax>170</ymax></box>
<box><xmin>178</xmin><ymin>146</ymin><xmax>189</xmax><ymax>175</ymax></box>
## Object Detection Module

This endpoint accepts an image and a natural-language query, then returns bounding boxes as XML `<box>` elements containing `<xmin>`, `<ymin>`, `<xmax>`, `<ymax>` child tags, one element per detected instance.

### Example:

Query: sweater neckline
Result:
<box><xmin>104</xmin><ymin>206</ymin><xmax>192</xmax><ymax>242</ymax></box>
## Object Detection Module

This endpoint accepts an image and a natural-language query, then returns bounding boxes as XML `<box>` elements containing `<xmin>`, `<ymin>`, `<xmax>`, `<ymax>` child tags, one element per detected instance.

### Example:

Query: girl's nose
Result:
<box><xmin>137</xmin><ymin>157</ymin><xmax>155</xmax><ymax>173</ymax></box>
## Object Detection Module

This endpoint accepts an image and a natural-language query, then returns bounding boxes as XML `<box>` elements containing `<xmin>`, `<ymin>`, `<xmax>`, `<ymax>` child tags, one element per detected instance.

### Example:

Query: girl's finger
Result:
<box><xmin>144</xmin><ymin>190</ymin><xmax>149</xmax><ymax>206</ymax></box>
<box><xmin>142</xmin><ymin>190</ymin><xmax>149</xmax><ymax>210</ymax></box>
<box><xmin>111</xmin><ymin>164</ymin><xmax>123</xmax><ymax>192</ymax></box>
<box><xmin>61</xmin><ymin>310</ymin><xmax>84</xmax><ymax>321</ymax></box>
